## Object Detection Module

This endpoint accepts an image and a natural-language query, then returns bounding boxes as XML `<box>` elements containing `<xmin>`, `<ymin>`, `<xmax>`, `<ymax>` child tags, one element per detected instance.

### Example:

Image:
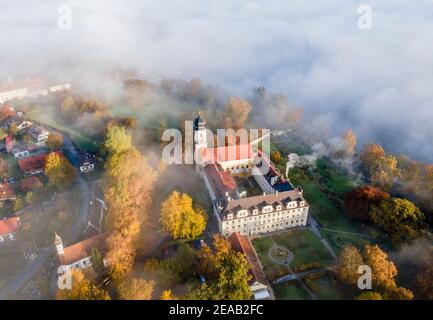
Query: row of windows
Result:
<box><xmin>223</xmin><ymin>219</ymin><xmax>307</xmax><ymax>235</ymax></box>
<box><xmin>227</xmin><ymin>207</ymin><xmax>308</xmax><ymax>221</ymax></box>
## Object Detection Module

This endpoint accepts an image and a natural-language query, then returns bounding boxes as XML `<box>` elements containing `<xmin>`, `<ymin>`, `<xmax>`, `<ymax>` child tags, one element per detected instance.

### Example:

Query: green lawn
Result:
<box><xmin>304</xmin><ymin>274</ymin><xmax>347</xmax><ymax>300</ymax></box>
<box><xmin>272</xmin><ymin>229</ymin><xmax>334</xmax><ymax>270</ymax></box>
<box><xmin>274</xmin><ymin>281</ymin><xmax>311</xmax><ymax>300</ymax></box>
<box><xmin>251</xmin><ymin>237</ymin><xmax>289</xmax><ymax>280</ymax></box>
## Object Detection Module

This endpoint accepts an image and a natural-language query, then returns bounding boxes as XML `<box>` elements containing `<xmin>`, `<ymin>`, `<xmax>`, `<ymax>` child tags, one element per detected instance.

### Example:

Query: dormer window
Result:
<box><xmin>276</xmin><ymin>205</ymin><xmax>282</xmax><ymax>211</ymax></box>
<box><xmin>227</xmin><ymin>214</ymin><xmax>233</xmax><ymax>220</ymax></box>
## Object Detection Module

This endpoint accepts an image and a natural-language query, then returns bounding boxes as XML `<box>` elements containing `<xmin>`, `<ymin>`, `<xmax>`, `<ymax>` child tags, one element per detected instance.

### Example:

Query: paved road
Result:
<box><xmin>0</xmin><ymin>132</ymin><xmax>92</xmax><ymax>299</ymax></box>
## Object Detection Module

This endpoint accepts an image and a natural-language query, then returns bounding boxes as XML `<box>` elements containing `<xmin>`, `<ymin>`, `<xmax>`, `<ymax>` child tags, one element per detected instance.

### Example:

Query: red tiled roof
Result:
<box><xmin>18</xmin><ymin>151</ymin><xmax>62</xmax><ymax>172</ymax></box>
<box><xmin>0</xmin><ymin>217</ymin><xmax>20</xmax><ymax>236</ymax></box>
<box><xmin>201</xmin><ymin>144</ymin><xmax>255</xmax><ymax>164</ymax></box>
<box><xmin>0</xmin><ymin>183</ymin><xmax>16</xmax><ymax>201</ymax></box>
<box><xmin>59</xmin><ymin>233</ymin><xmax>109</xmax><ymax>266</ymax></box>
<box><xmin>228</xmin><ymin>232</ymin><xmax>269</xmax><ymax>286</ymax></box>
<box><xmin>20</xmin><ymin>176</ymin><xmax>43</xmax><ymax>192</ymax></box>
<box><xmin>203</xmin><ymin>163</ymin><xmax>237</xmax><ymax>199</ymax></box>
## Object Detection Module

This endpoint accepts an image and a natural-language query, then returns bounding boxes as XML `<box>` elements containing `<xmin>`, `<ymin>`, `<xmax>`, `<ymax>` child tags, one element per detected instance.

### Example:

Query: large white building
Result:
<box><xmin>0</xmin><ymin>78</ymin><xmax>70</xmax><ymax>104</ymax></box>
<box><xmin>193</xmin><ymin>115</ymin><xmax>310</xmax><ymax>237</ymax></box>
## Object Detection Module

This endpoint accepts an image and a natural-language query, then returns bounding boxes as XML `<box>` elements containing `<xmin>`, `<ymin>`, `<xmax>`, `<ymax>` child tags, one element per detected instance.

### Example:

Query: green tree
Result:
<box><xmin>44</xmin><ymin>152</ymin><xmax>76</xmax><ymax>188</ymax></box>
<box><xmin>91</xmin><ymin>248</ymin><xmax>105</xmax><ymax>274</ymax></box>
<box><xmin>370</xmin><ymin>198</ymin><xmax>425</xmax><ymax>245</ymax></box>
<box><xmin>160</xmin><ymin>191</ymin><xmax>207</xmax><ymax>240</ymax></box>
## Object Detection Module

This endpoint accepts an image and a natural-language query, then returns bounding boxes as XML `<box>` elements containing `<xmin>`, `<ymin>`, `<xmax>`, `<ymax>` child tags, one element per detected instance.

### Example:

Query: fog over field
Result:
<box><xmin>1</xmin><ymin>0</ymin><xmax>433</xmax><ymax>161</ymax></box>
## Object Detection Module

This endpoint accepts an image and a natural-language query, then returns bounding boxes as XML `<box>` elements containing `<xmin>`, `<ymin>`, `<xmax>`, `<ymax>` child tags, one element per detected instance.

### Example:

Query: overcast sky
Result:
<box><xmin>1</xmin><ymin>0</ymin><xmax>432</xmax><ymax>161</ymax></box>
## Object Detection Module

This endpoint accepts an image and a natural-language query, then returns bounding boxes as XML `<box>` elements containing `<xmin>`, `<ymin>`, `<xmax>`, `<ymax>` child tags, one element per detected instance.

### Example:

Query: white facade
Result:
<box><xmin>221</xmin><ymin>202</ymin><xmax>309</xmax><ymax>237</ymax></box>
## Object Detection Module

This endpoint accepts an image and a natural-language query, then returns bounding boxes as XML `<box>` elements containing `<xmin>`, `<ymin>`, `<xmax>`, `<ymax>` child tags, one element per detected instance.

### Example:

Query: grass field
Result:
<box><xmin>252</xmin><ymin>229</ymin><xmax>334</xmax><ymax>280</ymax></box>
<box><xmin>274</xmin><ymin>281</ymin><xmax>311</xmax><ymax>300</ymax></box>
<box><xmin>304</xmin><ymin>273</ymin><xmax>347</xmax><ymax>300</ymax></box>
<box><xmin>272</xmin><ymin>229</ymin><xmax>334</xmax><ymax>269</ymax></box>
<box><xmin>251</xmin><ymin>237</ymin><xmax>290</xmax><ymax>280</ymax></box>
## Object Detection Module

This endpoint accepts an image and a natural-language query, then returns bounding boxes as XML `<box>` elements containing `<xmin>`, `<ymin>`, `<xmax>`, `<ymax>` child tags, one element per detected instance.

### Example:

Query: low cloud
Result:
<box><xmin>1</xmin><ymin>1</ymin><xmax>433</xmax><ymax>161</ymax></box>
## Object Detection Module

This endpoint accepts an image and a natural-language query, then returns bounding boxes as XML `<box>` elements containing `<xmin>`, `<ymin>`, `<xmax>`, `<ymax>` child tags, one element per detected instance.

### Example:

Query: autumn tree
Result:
<box><xmin>336</xmin><ymin>245</ymin><xmax>364</xmax><ymax>285</ymax></box>
<box><xmin>46</xmin><ymin>132</ymin><xmax>64</xmax><ymax>150</ymax></box>
<box><xmin>102</xmin><ymin>126</ymin><xmax>157</xmax><ymax>279</ymax></box>
<box><xmin>160</xmin><ymin>290</ymin><xmax>177</xmax><ymax>300</ymax></box>
<box><xmin>414</xmin><ymin>266</ymin><xmax>433</xmax><ymax>299</ymax></box>
<box><xmin>370</xmin><ymin>198</ymin><xmax>426</xmax><ymax>245</ymax></box>
<box><xmin>44</xmin><ymin>152</ymin><xmax>76</xmax><ymax>188</ymax></box>
<box><xmin>102</xmin><ymin>125</ymin><xmax>132</xmax><ymax>156</ymax></box>
<box><xmin>271</xmin><ymin>151</ymin><xmax>282</xmax><ymax>164</ymax></box>
<box><xmin>360</xmin><ymin>143</ymin><xmax>386</xmax><ymax>169</ymax></box>
<box><xmin>56</xmin><ymin>270</ymin><xmax>110</xmax><ymax>300</ymax></box>
<box><xmin>91</xmin><ymin>248</ymin><xmax>105</xmax><ymax>274</ymax></box>
<box><xmin>192</xmin><ymin>235</ymin><xmax>252</xmax><ymax>300</ymax></box>
<box><xmin>0</xmin><ymin>128</ymin><xmax>7</xmax><ymax>141</ymax></box>
<box><xmin>344</xmin><ymin>186</ymin><xmax>389</xmax><ymax>222</ymax></box>
<box><xmin>342</xmin><ymin>129</ymin><xmax>357</xmax><ymax>157</ymax></box>
<box><xmin>224</xmin><ymin>97</ymin><xmax>252</xmax><ymax>129</ymax></box>
<box><xmin>356</xmin><ymin>291</ymin><xmax>382</xmax><ymax>300</ymax></box>
<box><xmin>337</xmin><ymin>244</ymin><xmax>413</xmax><ymax>300</ymax></box>
<box><xmin>117</xmin><ymin>277</ymin><xmax>155</xmax><ymax>300</ymax></box>
<box><xmin>363</xmin><ymin>245</ymin><xmax>398</xmax><ymax>289</ymax></box>
<box><xmin>160</xmin><ymin>191</ymin><xmax>207</xmax><ymax>240</ymax></box>
<box><xmin>0</xmin><ymin>105</ymin><xmax>16</xmax><ymax>122</ymax></box>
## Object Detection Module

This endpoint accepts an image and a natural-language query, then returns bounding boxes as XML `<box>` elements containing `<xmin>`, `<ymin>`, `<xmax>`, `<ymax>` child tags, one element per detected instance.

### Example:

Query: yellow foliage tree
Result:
<box><xmin>44</xmin><ymin>152</ymin><xmax>76</xmax><ymax>188</ymax></box>
<box><xmin>117</xmin><ymin>277</ymin><xmax>155</xmax><ymax>300</ymax></box>
<box><xmin>160</xmin><ymin>191</ymin><xmax>207</xmax><ymax>240</ymax></box>
<box><xmin>56</xmin><ymin>270</ymin><xmax>110</xmax><ymax>300</ymax></box>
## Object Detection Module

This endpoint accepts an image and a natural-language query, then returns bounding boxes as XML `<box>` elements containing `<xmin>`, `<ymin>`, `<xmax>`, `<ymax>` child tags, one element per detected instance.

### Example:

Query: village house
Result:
<box><xmin>193</xmin><ymin>115</ymin><xmax>310</xmax><ymax>237</ymax></box>
<box><xmin>18</xmin><ymin>151</ymin><xmax>62</xmax><ymax>175</ymax></box>
<box><xmin>26</xmin><ymin>125</ymin><xmax>50</xmax><ymax>145</ymax></box>
<box><xmin>13</xmin><ymin>144</ymin><xmax>47</xmax><ymax>160</ymax></box>
<box><xmin>55</xmin><ymin>232</ymin><xmax>109</xmax><ymax>274</ymax></box>
<box><xmin>0</xmin><ymin>216</ymin><xmax>20</xmax><ymax>242</ymax></box>
<box><xmin>228</xmin><ymin>232</ymin><xmax>273</xmax><ymax>300</ymax></box>
<box><xmin>0</xmin><ymin>78</ymin><xmax>71</xmax><ymax>104</ymax></box>
<box><xmin>0</xmin><ymin>183</ymin><xmax>17</xmax><ymax>203</ymax></box>
<box><xmin>2</xmin><ymin>115</ymin><xmax>33</xmax><ymax>132</ymax></box>
<box><xmin>0</xmin><ymin>78</ymin><xmax>48</xmax><ymax>104</ymax></box>
<box><xmin>79</xmin><ymin>152</ymin><xmax>96</xmax><ymax>173</ymax></box>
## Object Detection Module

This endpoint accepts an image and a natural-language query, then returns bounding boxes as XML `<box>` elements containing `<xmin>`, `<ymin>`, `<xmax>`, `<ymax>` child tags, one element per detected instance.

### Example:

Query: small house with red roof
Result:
<box><xmin>55</xmin><ymin>232</ymin><xmax>109</xmax><ymax>274</ymax></box>
<box><xmin>0</xmin><ymin>183</ymin><xmax>16</xmax><ymax>202</ymax></box>
<box><xmin>0</xmin><ymin>216</ymin><xmax>20</xmax><ymax>242</ymax></box>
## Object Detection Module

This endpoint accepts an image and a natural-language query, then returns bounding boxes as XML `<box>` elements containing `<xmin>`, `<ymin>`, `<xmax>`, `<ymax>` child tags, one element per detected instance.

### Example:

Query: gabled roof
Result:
<box><xmin>59</xmin><ymin>232</ymin><xmax>109</xmax><ymax>266</ymax></box>
<box><xmin>228</xmin><ymin>232</ymin><xmax>269</xmax><ymax>287</ymax></box>
<box><xmin>18</xmin><ymin>151</ymin><xmax>61</xmax><ymax>172</ymax></box>
<box><xmin>0</xmin><ymin>216</ymin><xmax>20</xmax><ymax>236</ymax></box>
<box><xmin>224</xmin><ymin>188</ymin><xmax>306</xmax><ymax>213</ymax></box>
<box><xmin>203</xmin><ymin>163</ymin><xmax>237</xmax><ymax>200</ymax></box>
<box><xmin>0</xmin><ymin>183</ymin><xmax>16</xmax><ymax>201</ymax></box>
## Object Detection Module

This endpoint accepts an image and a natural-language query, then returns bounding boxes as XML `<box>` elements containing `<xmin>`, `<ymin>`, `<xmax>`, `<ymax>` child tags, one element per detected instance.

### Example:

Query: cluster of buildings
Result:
<box><xmin>192</xmin><ymin>115</ymin><xmax>310</xmax><ymax>300</ymax></box>
<box><xmin>0</xmin><ymin>78</ymin><xmax>70</xmax><ymax>104</ymax></box>
<box><xmin>193</xmin><ymin>115</ymin><xmax>310</xmax><ymax>238</ymax></box>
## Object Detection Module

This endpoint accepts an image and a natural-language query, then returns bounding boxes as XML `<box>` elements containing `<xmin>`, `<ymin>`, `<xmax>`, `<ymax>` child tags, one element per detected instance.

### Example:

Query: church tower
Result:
<box><xmin>55</xmin><ymin>232</ymin><xmax>64</xmax><ymax>255</ymax></box>
<box><xmin>193</xmin><ymin>113</ymin><xmax>208</xmax><ymax>152</ymax></box>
